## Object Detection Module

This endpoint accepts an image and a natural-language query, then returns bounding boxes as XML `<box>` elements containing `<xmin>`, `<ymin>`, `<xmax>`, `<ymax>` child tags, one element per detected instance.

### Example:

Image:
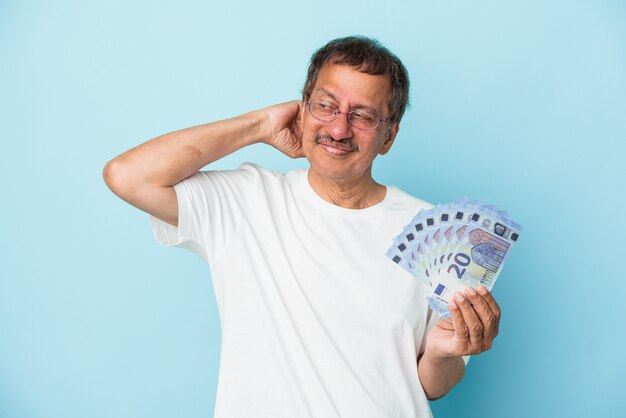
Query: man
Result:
<box><xmin>104</xmin><ymin>36</ymin><xmax>500</xmax><ymax>418</ymax></box>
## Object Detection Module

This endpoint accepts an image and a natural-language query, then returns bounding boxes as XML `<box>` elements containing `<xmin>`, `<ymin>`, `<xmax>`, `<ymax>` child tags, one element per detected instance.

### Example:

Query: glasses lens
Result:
<box><xmin>309</xmin><ymin>102</ymin><xmax>337</xmax><ymax>121</ymax></box>
<box><xmin>308</xmin><ymin>101</ymin><xmax>382</xmax><ymax>129</ymax></box>
<box><xmin>348</xmin><ymin>111</ymin><xmax>379</xmax><ymax>129</ymax></box>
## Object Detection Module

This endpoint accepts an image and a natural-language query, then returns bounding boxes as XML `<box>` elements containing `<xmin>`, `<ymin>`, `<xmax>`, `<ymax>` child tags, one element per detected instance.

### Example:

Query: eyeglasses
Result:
<box><xmin>306</xmin><ymin>101</ymin><xmax>391</xmax><ymax>130</ymax></box>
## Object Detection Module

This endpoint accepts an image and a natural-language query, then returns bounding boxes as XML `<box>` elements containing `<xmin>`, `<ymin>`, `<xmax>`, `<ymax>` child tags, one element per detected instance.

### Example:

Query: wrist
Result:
<box><xmin>421</xmin><ymin>349</ymin><xmax>462</xmax><ymax>366</ymax></box>
<box><xmin>244</xmin><ymin>109</ymin><xmax>271</xmax><ymax>145</ymax></box>
<box><xmin>418</xmin><ymin>352</ymin><xmax>465</xmax><ymax>400</ymax></box>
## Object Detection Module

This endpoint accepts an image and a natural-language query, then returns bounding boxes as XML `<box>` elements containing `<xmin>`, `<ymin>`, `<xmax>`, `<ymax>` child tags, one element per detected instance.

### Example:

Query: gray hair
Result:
<box><xmin>302</xmin><ymin>36</ymin><xmax>410</xmax><ymax>123</ymax></box>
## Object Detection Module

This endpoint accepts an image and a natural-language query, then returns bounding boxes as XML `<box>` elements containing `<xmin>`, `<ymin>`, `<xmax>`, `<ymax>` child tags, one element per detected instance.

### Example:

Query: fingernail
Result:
<box><xmin>466</xmin><ymin>287</ymin><xmax>477</xmax><ymax>296</ymax></box>
<box><xmin>449</xmin><ymin>299</ymin><xmax>458</xmax><ymax>309</ymax></box>
<box><xmin>477</xmin><ymin>285</ymin><xmax>488</xmax><ymax>295</ymax></box>
<box><xmin>454</xmin><ymin>292</ymin><xmax>465</xmax><ymax>303</ymax></box>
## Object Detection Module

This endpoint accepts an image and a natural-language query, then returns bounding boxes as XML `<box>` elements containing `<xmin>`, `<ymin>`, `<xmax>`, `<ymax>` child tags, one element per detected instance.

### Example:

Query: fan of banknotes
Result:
<box><xmin>386</xmin><ymin>199</ymin><xmax>522</xmax><ymax>318</ymax></box>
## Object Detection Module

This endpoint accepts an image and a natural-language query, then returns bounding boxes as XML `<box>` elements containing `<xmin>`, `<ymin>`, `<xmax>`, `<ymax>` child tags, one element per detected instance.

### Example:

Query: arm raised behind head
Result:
<box><xmin>103</xmin><ymin>101</ymin><xmax>304</xmax><ymax>226</ymax></box>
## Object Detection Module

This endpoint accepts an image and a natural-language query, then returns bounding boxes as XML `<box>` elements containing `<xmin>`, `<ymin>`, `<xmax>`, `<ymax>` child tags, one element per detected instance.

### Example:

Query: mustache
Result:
<box><xmin>314</xmin><ymin>134</ymin><xmax>358</xmax><ymax>152</ymax></box>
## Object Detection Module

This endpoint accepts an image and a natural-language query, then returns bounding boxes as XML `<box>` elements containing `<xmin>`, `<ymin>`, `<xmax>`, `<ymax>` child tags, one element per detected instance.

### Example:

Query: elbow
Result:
<box><xmin>102</xmin><ymin>159</ymin><xmax>115</xmax><ymax>190</ymax></box>
<box><xmin>103</xmin><ymin>157</ymin><xmax>133</xmax><ymax>199</ymax></box>
<box><xmin>103</xmin><ymin>158</ymin><xmax>120</xmax><ymax>191</ymax></box>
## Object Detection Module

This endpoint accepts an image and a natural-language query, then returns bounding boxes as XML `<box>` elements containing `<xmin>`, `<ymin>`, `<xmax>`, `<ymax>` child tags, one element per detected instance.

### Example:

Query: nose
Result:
<box><xmin>327</xmin><ymin>111</ymin><xmax>353</xmax><ymax>140</ymax></box>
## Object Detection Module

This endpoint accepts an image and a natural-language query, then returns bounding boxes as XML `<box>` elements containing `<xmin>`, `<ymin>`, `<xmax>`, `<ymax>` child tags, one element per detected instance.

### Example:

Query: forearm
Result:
<box><xmin>417</xmin><ymin>352</ymin><xmax>465</xmax><ymax>400</ymax></box>
<box><xmin>105</xmin><ymin>110</ymin><xmax>266</xmax><ymax>190</ymax></box>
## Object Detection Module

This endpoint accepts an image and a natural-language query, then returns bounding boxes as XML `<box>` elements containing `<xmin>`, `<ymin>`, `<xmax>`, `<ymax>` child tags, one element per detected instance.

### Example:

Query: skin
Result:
<box><xmin>299</xmin><ymin>64</ymin><xmax>398</xmax><ymax>208</ymax></box>
<box><xmin>103</xmin><ymin>63</ymin><xmax>501</xmax><ymax>401</ymax></box>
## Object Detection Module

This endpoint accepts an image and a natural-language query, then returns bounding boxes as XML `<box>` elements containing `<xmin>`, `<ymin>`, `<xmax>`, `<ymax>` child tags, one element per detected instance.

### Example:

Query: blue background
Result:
<box><xmin>1</xmin><ymin>0</ymin><xmax>625</xmax><ymax>417</ymax></box>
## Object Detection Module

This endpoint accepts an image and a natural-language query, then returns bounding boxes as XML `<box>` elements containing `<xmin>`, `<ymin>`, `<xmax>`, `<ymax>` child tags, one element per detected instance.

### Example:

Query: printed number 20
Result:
<box><xmin>447</xmin><ymin>253</ymin><xmax>470</xmax><ymax>279</ymax></box>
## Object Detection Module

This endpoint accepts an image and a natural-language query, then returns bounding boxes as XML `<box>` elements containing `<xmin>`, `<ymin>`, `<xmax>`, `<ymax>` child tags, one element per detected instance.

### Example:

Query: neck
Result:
<box><xmin>307</xmin><ymin>168</ymin><xmax>387</xmax><ymax>209</ymax></box>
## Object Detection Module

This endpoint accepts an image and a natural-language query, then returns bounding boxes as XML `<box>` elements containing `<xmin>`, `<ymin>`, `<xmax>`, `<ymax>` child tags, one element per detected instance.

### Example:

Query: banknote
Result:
<box><xmin>427</xmin><ymin>208</ymin><xmax>521</xmax><ymax>317</ymax></box>
<box><xmin>387</xmin><ymin>200</ymin><xmax>522</xmax><ymax>318</ymax></box>
<box><xmin>387</xmin><ymin>208</ymin><xmax>431</xmax><ymax>284</ymax></box>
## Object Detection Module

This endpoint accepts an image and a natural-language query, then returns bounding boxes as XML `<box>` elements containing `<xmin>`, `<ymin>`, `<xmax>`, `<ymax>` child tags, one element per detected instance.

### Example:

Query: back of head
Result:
<box><xmin>303</xmin><ymin>36</ymin><xmax>410</xmax><ymax>123</ymax></box>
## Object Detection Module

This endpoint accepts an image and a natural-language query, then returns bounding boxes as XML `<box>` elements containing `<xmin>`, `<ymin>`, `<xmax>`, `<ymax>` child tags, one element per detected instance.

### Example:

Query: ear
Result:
<box><xmin>379</xmin><ymin>122</ymin><xmax>399</xmax><ymax>155</ymax></box>
<box><xmin>297</xmin><ymin>100</ymin><xmax>305</xmax><ymax>132</ymax></box>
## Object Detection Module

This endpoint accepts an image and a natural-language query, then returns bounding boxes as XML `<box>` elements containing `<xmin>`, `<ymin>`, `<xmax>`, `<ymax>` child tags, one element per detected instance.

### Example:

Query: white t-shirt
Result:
<box><xmin>151</xmin><ymin>163</ymin><xmax>439</xmax><ymax>418</ymax></box>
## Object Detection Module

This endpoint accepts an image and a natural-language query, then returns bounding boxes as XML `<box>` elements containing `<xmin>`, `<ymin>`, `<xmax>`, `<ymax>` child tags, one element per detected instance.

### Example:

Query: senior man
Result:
<box><xmin>104</xmin><ymin>36</ymin><xmax>501</xmax><ymax>418</ymax></box>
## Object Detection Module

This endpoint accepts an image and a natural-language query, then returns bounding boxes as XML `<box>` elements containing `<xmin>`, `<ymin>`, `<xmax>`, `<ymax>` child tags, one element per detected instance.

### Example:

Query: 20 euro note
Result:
<box><xmin>386</xmin><ymin>209</ymin><xmax>431</xmax><ymax>284</ymax></box>
<box><xmin>426</xmin><ymin>207</ymin><xmax>522</xmax><ymax>317</ymax></box>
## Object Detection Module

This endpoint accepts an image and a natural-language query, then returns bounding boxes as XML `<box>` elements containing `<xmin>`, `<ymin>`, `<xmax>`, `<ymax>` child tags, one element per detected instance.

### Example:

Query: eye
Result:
<box><xmin>351</xmin><ymin>111</ymin><xmax>377</xmax><ymax>123</ymax></box>
<box><xmin>317</xmin><ymin>102</ymin><xmax>336</xmax><ymax>114</ymax></box>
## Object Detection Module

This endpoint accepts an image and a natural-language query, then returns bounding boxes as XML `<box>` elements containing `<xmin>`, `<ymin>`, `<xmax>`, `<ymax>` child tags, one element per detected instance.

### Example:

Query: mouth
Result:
<box><xmin>314</xmin><ymin>135</ymin><xmax>358</xmax><ymax>154</ymax></box>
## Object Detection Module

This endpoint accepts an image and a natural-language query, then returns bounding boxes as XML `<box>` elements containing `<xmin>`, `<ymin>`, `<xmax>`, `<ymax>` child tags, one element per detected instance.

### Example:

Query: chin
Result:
<box><xmin>304</xmin><ymin>143</ymin><xmax>366</xmax><ymax>181</ymax></box>
<box><xmin>310</xmin><ymin>160</ymin><xmax>362</xmax><ymax>182</ymax></box>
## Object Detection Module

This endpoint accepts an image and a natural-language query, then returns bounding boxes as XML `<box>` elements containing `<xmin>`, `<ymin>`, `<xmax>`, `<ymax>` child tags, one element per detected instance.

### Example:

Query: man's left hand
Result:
<box><xmin>425</xmin><ymin>285</ymin><xmax>501</xmax><ymax>358</ymax></box>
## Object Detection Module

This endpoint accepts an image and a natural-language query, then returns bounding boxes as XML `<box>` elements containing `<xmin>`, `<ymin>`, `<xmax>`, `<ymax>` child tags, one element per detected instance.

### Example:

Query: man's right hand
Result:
<box><xmin>259</xmin><ymin>100</ymin><xmax>305</xmax><ymax>159</ymax></box>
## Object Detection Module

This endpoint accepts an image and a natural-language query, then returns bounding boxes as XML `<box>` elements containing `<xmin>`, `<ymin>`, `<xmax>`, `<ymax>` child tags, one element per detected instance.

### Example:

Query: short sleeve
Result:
<box><xmin>418</xmin><ymin>307</ymin><xmax>440</xmax><ymax>356</ymax></box>
<box><xmin>150</xmin><ymin>163</ymin><xmax>261</xmax><ymax>264</ymax></box>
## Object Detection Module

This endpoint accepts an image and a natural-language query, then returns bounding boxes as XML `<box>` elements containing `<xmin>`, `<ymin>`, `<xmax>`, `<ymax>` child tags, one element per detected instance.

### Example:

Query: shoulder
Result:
<box><xmin>387</xmin><ymin>185</ymin><xmax>434</xmax><ymax>214</ymax></box>
<box><xmin>191</xmin><ymin>163</ymin><xmax>305</xmax><ymax>199</ymax></box>
<box><xmin>186</xmin><ymin>162</ymin><xmax>285</xmax><ymax>188</ymax></box>
<box><xmin>238</xmin><ymin>162</ymin><xmax>288</xmax><ymax>181</ymax></box>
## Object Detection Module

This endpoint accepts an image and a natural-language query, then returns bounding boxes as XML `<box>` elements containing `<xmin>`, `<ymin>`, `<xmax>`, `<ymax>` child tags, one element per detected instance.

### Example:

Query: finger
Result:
<box><xmin>476</xmin><ymin>285</ymin><xmax>501</xmax><ymax>337</ymax></box>
<box><xmin>453</xmin><ymin>292</ymin><xmax>483</xmax><ymax>353</ymax></box>
<box><xmin>448</xmin><ymin>296</ymin><xmax>468</xmax><ymax>339</ymax></box>
<box><xmin>464</xmin><ymin>287</ymin><xmax>498</xmax><ymax>346</ymax></box>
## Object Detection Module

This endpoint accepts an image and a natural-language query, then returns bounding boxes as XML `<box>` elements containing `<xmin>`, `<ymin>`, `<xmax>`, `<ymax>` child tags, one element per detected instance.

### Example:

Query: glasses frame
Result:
<box><xmin>306</xmin><ymin>101</ymin><xmax>392</xmax><ymax>130</ymax></box>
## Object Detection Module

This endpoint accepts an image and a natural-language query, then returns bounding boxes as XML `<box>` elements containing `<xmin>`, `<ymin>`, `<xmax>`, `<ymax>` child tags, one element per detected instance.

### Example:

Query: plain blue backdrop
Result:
<box><xmin>1</xmin><ymin>0</ymin><xmax>625</xmax><ymax>417</ymax></box>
